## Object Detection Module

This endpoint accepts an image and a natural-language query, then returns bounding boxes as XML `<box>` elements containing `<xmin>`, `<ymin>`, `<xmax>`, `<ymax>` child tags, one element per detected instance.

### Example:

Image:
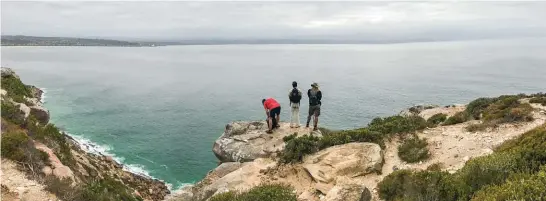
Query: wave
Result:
<box><xmin>39</xmin><ymin>88</ymin><xmax>47</xmax><ymax>103</ymax></box>
<box><xmin>67</xmin><ymin>133</ymin><xmax>173</xmax><ymax>190</ymax></box>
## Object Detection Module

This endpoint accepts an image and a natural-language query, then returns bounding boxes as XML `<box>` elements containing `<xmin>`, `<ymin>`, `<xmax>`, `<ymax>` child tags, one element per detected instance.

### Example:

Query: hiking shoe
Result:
<box><xmin>313</xmin><ymin>126</ymin><xmax>318</xmax><ymax>131</ymax></box>
<box><xmin>266</xmin><ymin>130</ymin><xmax>273</xmax><ymax>134</ymax></box>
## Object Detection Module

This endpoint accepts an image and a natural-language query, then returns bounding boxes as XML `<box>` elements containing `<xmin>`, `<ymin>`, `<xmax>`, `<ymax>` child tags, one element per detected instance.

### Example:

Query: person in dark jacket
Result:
<box><xmin>306</xmin><ymin>82</ymin><xmax>322</xmax><ymax>130</ymax></box>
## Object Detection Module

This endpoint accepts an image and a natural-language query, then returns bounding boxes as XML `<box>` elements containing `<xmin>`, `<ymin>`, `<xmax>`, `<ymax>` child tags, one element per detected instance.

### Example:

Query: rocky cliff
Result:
<box><xmin>1</xmin><ymin>67</ymin><xmax>169</xmax><ymax>201</ymax></box>
<box><xmin>167</xmin><ymin>95</ymin><xmax>546</xmax><ymax>201</ymax></box>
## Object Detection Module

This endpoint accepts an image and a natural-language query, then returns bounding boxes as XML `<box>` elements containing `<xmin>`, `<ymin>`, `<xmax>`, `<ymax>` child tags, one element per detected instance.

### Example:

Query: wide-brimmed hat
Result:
<box><xmin>311</xmin><ymin>82</ymin><xmax>319</xmax><ymax>88</ymax></box>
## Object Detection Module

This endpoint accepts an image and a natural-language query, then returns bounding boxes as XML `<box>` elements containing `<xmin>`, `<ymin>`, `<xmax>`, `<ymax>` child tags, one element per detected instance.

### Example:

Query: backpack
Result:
<box><xmin>309</xmin><ymin>89</ymin><xmax>320</xmax><ymax>106</ymax></box>
<box><xmin>289</xmin><ymin>88</ymin><xmax>302</xmax><ymax>103</ymax></box>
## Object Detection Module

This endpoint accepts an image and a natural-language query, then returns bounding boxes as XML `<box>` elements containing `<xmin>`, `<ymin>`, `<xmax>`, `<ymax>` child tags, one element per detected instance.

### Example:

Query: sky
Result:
<box><xmin>2</xmin><ymin>1</ymin><xmax>546</xmax><ymax>42</ymax></box>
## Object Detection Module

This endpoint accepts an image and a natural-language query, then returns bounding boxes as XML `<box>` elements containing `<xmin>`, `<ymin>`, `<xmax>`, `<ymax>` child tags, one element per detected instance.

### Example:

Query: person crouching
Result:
<box><xmin>262</xmin><ymin>98</ymin><xmax>281</xmax><ymax>134</ymax></box>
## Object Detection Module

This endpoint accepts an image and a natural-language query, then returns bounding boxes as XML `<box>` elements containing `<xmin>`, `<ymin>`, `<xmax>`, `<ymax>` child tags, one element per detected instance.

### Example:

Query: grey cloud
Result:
<box><xmin>2</xmin><ymin>1</ymin><xmax>546</xmax><ymax>42</ymax></box>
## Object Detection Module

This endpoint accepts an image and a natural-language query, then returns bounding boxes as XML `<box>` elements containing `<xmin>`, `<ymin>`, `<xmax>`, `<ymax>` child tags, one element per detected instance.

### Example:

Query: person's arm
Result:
<box><xmin>307</xmin><ymin>89</ymin><xmax>311</xmax><ymax>97</ymax></box>
<box><xmin>318</xmin><ymin>91</ymin><xmax>322</xmax><ymax>101</ymax></box>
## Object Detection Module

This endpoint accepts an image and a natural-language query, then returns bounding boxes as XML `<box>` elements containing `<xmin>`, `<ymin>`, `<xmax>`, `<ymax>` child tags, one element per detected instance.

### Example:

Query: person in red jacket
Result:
<box><xmin>262</xmin><ymin>98</ymin><xmax>281</xmax><ymax>133</ymax></box>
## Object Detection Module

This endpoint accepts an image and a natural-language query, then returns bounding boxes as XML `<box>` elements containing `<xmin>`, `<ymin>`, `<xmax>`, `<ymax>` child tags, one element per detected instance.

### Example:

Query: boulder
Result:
<box><xmin>303</xmin><ymin>143</ymin><xmax>383</xmax><ymax>184</ymax></box>
<box><xmin>29</xmin><ymin>105</ymin><xmax>50</xmax><ymax>124</ymax></box>
<box><xmin>323</xmin><ymin>184</ymin><xmax>371</xmax><ymax>201</ymax></box>
<box><xmin>213</xmin><ymin>121</ymin><xmax>321</xmax><ymax>162</ymax></box>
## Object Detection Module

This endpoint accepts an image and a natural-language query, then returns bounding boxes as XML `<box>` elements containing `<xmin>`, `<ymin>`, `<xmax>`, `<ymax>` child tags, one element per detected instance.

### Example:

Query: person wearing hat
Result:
<box><xmin>288</xmin><ymin>81</ymin><xmax>302</xmax><ymax>128</ymax></box>
<box><xmin>262</xmin><ymin>98</ymin><xmax>281</xmax><ymax>133</ymax></box>
<box><xmin>306</xmin><ymin>82</ymin><xmax>322</xmax><ymax>130</ymax></box>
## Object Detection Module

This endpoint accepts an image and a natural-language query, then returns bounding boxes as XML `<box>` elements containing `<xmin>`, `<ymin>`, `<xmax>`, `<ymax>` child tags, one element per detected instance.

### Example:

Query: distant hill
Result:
<box><xmin>1</xmin><ymin>35</ymin><xmax>162</xmax><ymax>47</ymax></box>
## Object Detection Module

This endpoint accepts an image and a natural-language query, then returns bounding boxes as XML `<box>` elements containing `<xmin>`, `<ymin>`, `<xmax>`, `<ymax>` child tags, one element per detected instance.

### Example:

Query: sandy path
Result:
<box><xmin>1</xmin><ymin>159</ymin><xmax>58</xmax><ymax>201</ymax></box>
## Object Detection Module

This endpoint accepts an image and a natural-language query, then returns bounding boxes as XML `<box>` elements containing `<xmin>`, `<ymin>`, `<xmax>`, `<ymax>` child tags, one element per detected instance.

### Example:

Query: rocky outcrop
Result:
<box><xmin>213</xmin><ymin>121</ymin><xmax>322</xmax><ymax>162</ymax></box>
<box><xmin>29</xmin><ymin>105</ymin><xmax>50</xmax><ymax>124</ymax></box>
<box><xmin>303</xmin><ymin>143</ymin><xmax>383</xmax><ymax>184</ymax></box>
<box><xmin>34</xmin><ymin>142</ymin><xmax>75</xmax><ymax>180</ymax></box>
<box><xmin>323</xmin><ymin>184</ymin><xmax>371</xmax><ymax>201</ymax></box>
<box><xmin>169</xmin><ymin>124</ymin><xmax>382</xmax><ymax>201</ymax></box>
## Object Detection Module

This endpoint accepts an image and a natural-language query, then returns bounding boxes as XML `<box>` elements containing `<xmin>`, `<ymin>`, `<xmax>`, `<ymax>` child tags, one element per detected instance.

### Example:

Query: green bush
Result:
<box><xmin>427</xmin><ymin>113</ymin><xmax>447</xmax><ymax>127</ymax></box>
<box><xmin>466</xmin><ymin>97</ymin><xmax>498</xmax><ymax>120</ymax></box>
<box><xmin>398</xmin><ymin>137</ymin><xmax>430</xmax><ymax>163</ymax></box>
<box><xmin>1</xmin><ymin>74</ymin><xmax>32</xmax><ymax>103</ymax></box>
<box><xmin>530</xmin><ymin>96</ymin><xmax>546</xmax><ymax>106</ymax></box>
<box><xmin>1</xmin><ymin>131</ymin><xmax>49</xmax><ymax>174</ymax></box>
<box><xmin>367</xmin><ymin>115</ymin><xmax>427</xmax><ymax>137</ymax></box>
<box><xmin>465</xmin><ymin>96</ymin><xmax>534</xmax><ymax>132</ymax></box>
<box><xmin>1</xmin><ymin>101</ymin><xmax>25</xmax><ymax>125</ymax></box>
<box><xmin>444</xmin><ymin>111</ymin><xmax>469</xmax><ymax>125</ymax></box>
<box><xmin>209</xmin><ymin>184</ymin><xmax>297</xmax><ymax>201</ymax></box>
<box><xmin>281</xmin><ymin>134</ymin><xmax>320</xmax><ymax>163</ymax></box>
<box><xmin>470</xmin><ymin>166</ymin><xmax>546</xmax><ymax>201</ymax></box>
<box><xmin>319</xmin><ymin>129</ymin><xmax>384</xmax><ymax>149</ymax></box>
<box><xmin>1</xmin><ymin>131</ymin><xmax>31</xmax><ymax>162</ymax></box>
<box><xmin>378</xmin><ymin>170</ymin><xmax>461</xmax><ymax>201</ymax></box>
<box><xmin>44</xmin><ymin>176</ymin><xmax>143</xmax><ymax>201</ymax></box>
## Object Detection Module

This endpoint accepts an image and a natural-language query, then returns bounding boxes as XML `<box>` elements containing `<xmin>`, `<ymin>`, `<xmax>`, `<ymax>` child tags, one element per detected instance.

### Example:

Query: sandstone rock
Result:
<box><xmin>29</xmin><ymin>105</ymin><xmax>49</xmax><ymax>124</ymax></box>
<box><xmin>323</xmin><ymin>184</ymin><xmax>371</xmax><ymax>201</ymax></box>
<box><xmin>298</xmin><ymin>191</ymin><xmax>316</xmax><ymax>201</ymax></box>
<box><xmin>213</xmin><ymin>121</ymin><xmax>321</xmax><ymax>162</ymax></box>
<box><xmin>303</xmin><ymin>143</ymin><xmax>383</xmax><ymax>184</ymax></box>
<box><xmin>42</xmin><ymin>166</ymin><xmax>53</xmax><ymax>175</ymax></box>
<box><xmin>400</xmin><ymin>104</ymin><xmax>439</xmax><ymax>116</ymax></box>
<box><xmin>212</xmin><ymin>162</ymin><xmax>246</xmax><ymax>179</ymax></box>
<box><xmin>1</xmin><ymin>67</ymin><xmax>19</xmax><ymax>79</ymax></box>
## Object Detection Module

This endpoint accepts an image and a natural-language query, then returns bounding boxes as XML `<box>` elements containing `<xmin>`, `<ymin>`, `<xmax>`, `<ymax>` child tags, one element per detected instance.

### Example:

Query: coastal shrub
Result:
<box><xmin>443</xmin><ymin>111</ymin><xmax>469</xmax><ymax>125</ymax></box>
<box><xmin>398</xmin><ymin>137</ymin><xmax>430</xmax><ymax>163</ymax></box>
<box><xmin>44</xmin><ymin>176</ymin><xmax>143</xmax><ymax>201</ymax></box>
<box><xmin>1</xmin><ymin>73</ymin><xmax>32</xmax><ymax>102</ymax></box>
<box><xmin>318</xmin><ymin>129</ymin><xmax>384</xmax><ymax>149</ymax></box>
<box><xmin>465</xmin><ymin>97</ymin><xmax>498</xmax><ymax>120</ymax></box>
<box><xmin>1</xmin><ymin>101</ymin><xmax>25</xmax><ymax>125</ymax></box>
<box><xmin>470</xmin><ymin>166</ymin><xmax>546</xmax><ymax>201</ymax></box>
<box><xmin>426</xmin><ymin>113</ymin><xmax>447</xmax><ymax>127</ymax></box>
<box><xmin>465</xmin><ymin>96</ymin><xmax>534</xmax><ymax>132</ymax></box>
<box><xmin>209</xmin><ymin>184</ymin><xmax>297</xmax><ymax>201</ymax></box>
<box><xmin>281</xmin><ymin>134</ymin><xmax>320</xmax><ymax>163</ymax></box>
<box><xmin>377</xmin><ymin>123</ymin><xmax>546</xmax><ymax>201</ymax></box>
<box><xmin>367</xmin><ymin>115</ymin><xmax>427</xmax><ymax>137</ymax></box>
<box><xmin>1</xmin><ymin>131</ymin><xmax>49</xmax><ymax>175</ymax></box>
<box><xmin>530</xmin><ymin>96</ymin><xmax>546</xmax><ymax>106</ymax></box>
<box><xmin>378</xmin><ymin>169</ymin><xmax>460</xmax><ymax>201</ymax></box>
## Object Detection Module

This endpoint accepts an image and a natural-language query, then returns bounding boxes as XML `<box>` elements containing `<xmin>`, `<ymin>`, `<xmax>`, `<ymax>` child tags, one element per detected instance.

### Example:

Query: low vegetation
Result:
<box><xmin>281</xmin><ymin>115</ymin><xmax>425</xmax><ymax>163</ymax></box>
<box><xmin>398</xmin><ymin>137</ymin><xmax>430</xmax><ymax>163</ymax></box>
<box><xmin>426</xmin><ymin>113</ymin><xmax>447</xmax><ymax>127</ymax></box>
<box><xmin>377</xmin><ymin>123</ymin><xmax>546</xmax><ymax>201</ymax></box>
<box><xmin>1</xmin><ymin>130</ymin><xmax>50</xmax><ymax>175</ymax></box>
<box><xmin>466</xmin><ymin>95</ymin><xmax>534</xmax><ymax>132</ymax></box>
<box><xmin>209</xmin><ymin>184</ymin><xmax>297</xmax><ymax>201</ymax></box>
<box><xmin>1</xmin><ymin>71</ymin><xmax>33</xmax><ymax>103</ymax></box>
<box><xmin>443</xmin><ymin>111</ymin><xmax>469</xmax><ymax>125</ymax></box>
<box><xmin>529</xmin><ymin>96</ymin><xmax>546</xmax><ymax>106</ymax></box>
<box><xmin>44</xmin><ymin>176</ymin><xmax>143</xmax><ymax>201</ymax></box>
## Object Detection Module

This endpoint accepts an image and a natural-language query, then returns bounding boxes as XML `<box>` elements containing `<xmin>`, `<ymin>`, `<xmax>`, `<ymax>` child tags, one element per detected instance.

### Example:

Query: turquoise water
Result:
<box><xmin>2</xmin><ymin>38</ymin><xmax>546</xmax><ymax>188</ymax></box>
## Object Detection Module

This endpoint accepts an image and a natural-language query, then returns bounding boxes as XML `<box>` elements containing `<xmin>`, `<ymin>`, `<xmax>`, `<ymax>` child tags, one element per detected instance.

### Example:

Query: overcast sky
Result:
<box><xmin>2</xmin><ymin>1</ymin><xmax>546</xmax><ymax>42</ymax></box>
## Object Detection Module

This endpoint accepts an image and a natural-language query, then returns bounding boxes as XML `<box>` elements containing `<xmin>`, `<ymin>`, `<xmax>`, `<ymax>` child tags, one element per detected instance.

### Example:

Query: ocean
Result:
<box><xmin>2</xmin><ymin>37</ymin><xmax>545</xmax><ymax>189</ymax></box>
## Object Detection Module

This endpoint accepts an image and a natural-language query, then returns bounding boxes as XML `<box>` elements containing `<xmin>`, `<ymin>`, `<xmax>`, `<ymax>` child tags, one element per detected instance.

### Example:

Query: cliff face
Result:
<box><xmin>168</xmin><ymin>97</ymin><xmax>546</xmax><ymax>201</ymax></box>
<box><xmin>1</xmin><ymin>67</ymin><xmax>169</xmax><ymax>201</ymax></box>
